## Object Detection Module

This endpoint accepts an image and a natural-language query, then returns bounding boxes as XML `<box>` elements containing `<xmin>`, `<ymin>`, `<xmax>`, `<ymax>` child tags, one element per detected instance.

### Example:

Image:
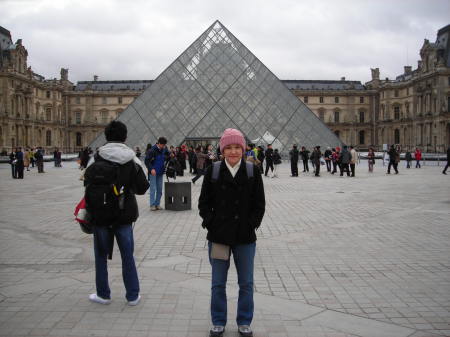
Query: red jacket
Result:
<box><xmin>414</xmin><ymin>150</ymin><xmax>422</xmax><ymax>160</ymax></box>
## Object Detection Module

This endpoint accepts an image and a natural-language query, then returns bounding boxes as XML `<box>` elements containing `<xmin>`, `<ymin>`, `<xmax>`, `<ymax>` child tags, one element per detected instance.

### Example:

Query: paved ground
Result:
<box><xmin>0</xmin><ymin>159</ymin><xmax>449</xmax><ymax>337</ymax></box>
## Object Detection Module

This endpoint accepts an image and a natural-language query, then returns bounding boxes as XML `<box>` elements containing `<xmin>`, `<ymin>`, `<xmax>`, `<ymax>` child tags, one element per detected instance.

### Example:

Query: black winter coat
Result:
<box><xmin>199</xmin><ymin>159</ymin><xmax>265</xmax><ymax>246</ymax></box>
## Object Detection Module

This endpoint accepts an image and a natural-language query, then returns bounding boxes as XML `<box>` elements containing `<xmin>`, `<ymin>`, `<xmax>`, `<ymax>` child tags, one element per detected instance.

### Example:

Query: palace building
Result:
<box><xmin>1</xmin><ymin>24</ymin><xmax>449</xmax><ymax>153</ymax></box>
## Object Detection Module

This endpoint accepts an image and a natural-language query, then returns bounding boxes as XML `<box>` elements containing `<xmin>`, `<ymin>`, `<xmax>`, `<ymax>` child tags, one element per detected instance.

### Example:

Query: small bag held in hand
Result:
<box><xmin>210</xmin><ymin>243</ymin><xmax>230</xmax><ymax>260</ymax></box>
<box><xmin>74</xmin><ymin>197</ymin><xmax>93</xmax><ymax>234</ymax></box>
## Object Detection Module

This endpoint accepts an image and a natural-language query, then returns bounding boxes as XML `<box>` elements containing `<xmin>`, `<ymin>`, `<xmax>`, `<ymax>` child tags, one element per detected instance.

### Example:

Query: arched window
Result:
<box><xmin>359</xmin><ymin>110</ymin><xmax>365</xmax><ymax>123</ymax></box>
<box><xmin>359</xmin><ymin>130</ymin><xmax>365</xmax><ymax>145</ymax></box>
<box><xmin>334</xmin><ymin>110</ymin><xmax>340</xmax><ymax>123</ymax></box>
<box><xmin>394</xmin><ymin>129</ymin><xmax>400</xmax><ymax>144</ymax></box>
<box><xmin>76</xmin><ymin>132</ymin><xmax>82</xmax><ymax>146</ymax></box>
<box><xmin>46</xmin><ymin>130</ymin><xmax>52</xmax><ymax>146</ymax></box>
<box><xmin>75</xmin><ymin>111</ymin><xmax>81</xmax><ymax>124</ymax></box>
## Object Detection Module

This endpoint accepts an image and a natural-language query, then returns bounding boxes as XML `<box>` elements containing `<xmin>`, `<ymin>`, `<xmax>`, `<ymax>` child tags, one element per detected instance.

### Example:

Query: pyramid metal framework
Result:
<box><xmin>90</xmin><ymin>20</ymin><xmax>342</xmax><ymax>152</ymax></box>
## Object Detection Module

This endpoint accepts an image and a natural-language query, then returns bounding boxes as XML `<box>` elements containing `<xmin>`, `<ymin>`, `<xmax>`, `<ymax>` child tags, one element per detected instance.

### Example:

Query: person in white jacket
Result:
<box><xmin>349</xmin><ymin>146</ymin><xmax>358</xmax><ymax>177</ymax></box>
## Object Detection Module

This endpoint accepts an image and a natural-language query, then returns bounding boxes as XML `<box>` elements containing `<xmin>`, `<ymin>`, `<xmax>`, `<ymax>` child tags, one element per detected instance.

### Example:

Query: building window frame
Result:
<box><xmin>334</xmin><ymin>96</ymin><xmax>339</xmax><ymax>103</ymax></box>
<box><xmin>75</xmin><ymin>110</ymin><xmax>81</xmax><ymax>124</ymax></box>
<box><xmin>360</xmin><ymin>96</ymin><xmax>364</xmax><ymax>104</ymax></box>
<box><xmin>46</xmin><ymin>130</ymin><xmax>52</xmax><ymax>146</ymax></box>
<box><xmin>102</xmin><ymin>97</ymin><xmax>107</xmax><ymax>104</ymax></box>
<box><xmin>359</xmin><ymin>130</ymin><xmax>365</xmax><ymax>145</ymax></box>
<box><xmin>359</xmin><ymin>110</ymin><xmax>365</xmax><ymax>123</ymax></box>
<box><xmin>76</xmin><ymin>132</ymin><xmax>82</xmax><ymax>146</ymax></box>
<box><xmin>394</xmin><ymin>129</ymin><xmax>400</xmax><ymax>144</ymax></box>
<box><xmin>319</xmin><ymin>96</ymin><xmax>324</xmax><ymax>103</ymax></box>
<box><xmin>118</xmin><ymin>96</ymin><xmax>123</xmax><ymax>104</ymax></box>
<box><xmin>394</xmin><ymin>105</ymin><xmax>400</xmax><ymax>120</ymax></box>
<box><xmin>334</xmin><ymin>110</ymin><xmax>340</xmax><ymax>123</ymax></box>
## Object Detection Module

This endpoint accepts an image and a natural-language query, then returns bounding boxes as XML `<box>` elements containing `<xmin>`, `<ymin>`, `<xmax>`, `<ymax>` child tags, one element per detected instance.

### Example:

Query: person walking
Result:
<box><xmin>199</xmin><ymin>128</ymin><xmax>265</xmax><ymax>337</ymax></box>
<box><xmin>289</xmin><ymin>144</ymin><xmax>299</xmax><ymax>177</ymax></box>
<box><xmin>414</xmin><ymin>147</ymin><xmax>422</xmax><ymax>168</ymax></box>
<box><xmin>349</xmin><ymin>146</ymin><xmax>357</xmax><ymax>177</ymax></box>
<box><xmin>442</xmin><ymin>146</ymin><xmax>450</xmax><ymax>175</ymax></box>
<box><xmin>331</xmin><ymin>148</ymin><xmax>339</xmax><ymax>174</ymax></box>
<box><xmin>35</xmin><ymin>147</ymin><xmax>45</xmax><ymax>173</ymax></box>
<box><xmin>24</xmin><ymin>148</ymin><xmax>31</xmax><ymax>171</ymax></box>
<box><xmin>192</xmin><ymin>146</ymin><xmax>209</xmax><ymax>184</ymax></box>
<box><xmin>339</xmin><ymin>146</ymin><xmax>351</xmax><ymax>177</ymax></box>
<box><xmin>310</xmin><ymin>146</ymin><xmax>322</xmax><ymax>177</ymax></box>
<box><xmin>367</xmin><ymin>147</ymin><xmax>375</xmax><ymax>172</ymax></box>
<box><xmin>29</xmin><ymin>148</ymin><xmax>35</xmax><ymax>168</ymax></box>
<box><xmin>84</xmin><ymin>121</ymin><xmax>149</xmax><ymax>306</ymax></box>
<box><xmin>264</xmin><ymin>144</ymin><xmax>274</xmax><ymax>177</ymax></box>
<box><xmin>300</xmin><ymin>146</ymin><xmax>310</xmax><ymax>172</ymax></box>
<box><xmin>144</xmin><ymin>137</ymin><xmax>169</xmax><ymax>211</ymax></box>
<box><xmin>387</xmin><ymin>145</ymin><xmax>399</xmax><ymax>174</ymax></box>
<box><xmin>405</xmin><ymin>149</ymin><xmax>412</xmax><ymax>169</ymax></box>
<box><xmin>324</xmin><ymin>147</ymin><xmax>332</xmax><ymax>172</ymax></box>
<box><xmin>272</xmin><ymin>149</ymin><xmax>282</xmax><ymax>178</ymax></box>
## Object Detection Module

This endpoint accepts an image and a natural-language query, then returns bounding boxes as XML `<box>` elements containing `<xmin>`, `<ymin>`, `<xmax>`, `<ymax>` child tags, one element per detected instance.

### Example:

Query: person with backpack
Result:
<box><xmin>199</xmin><ymin>128</ymin><xmax>265</xmax><ymax>337</ymax></box>
<box><xmin>144</xmin><ymin>137</ymin><xmax>169</xmax><ymax>211</ymax></box>
<box><xmin>84</xmin><ymin>121</ymin><xmax>149</xmax><ymax>306</ymax></box>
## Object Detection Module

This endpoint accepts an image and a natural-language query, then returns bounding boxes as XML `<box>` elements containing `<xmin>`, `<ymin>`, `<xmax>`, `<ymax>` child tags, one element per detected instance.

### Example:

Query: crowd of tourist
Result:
<box><xmin>4</xmin><ymin>142</ymin><xmax>450</xmax><ymax>181</ymax></box>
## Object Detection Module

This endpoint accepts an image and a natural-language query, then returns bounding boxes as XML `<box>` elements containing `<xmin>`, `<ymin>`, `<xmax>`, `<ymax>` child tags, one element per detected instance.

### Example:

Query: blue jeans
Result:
<box><xmin>93</xmin><ymin>225</ymin><xmax>139</xmax><ymax>301</ymax></box>
<box><xmin>149</xmin><ymin>174</ymin><xmax>163</xmax><ymax>206</ymax></box>
<box><xmin>208</xmin><ymin>241</ymin><xmax>256</xmax><ymax>326</ymax></box>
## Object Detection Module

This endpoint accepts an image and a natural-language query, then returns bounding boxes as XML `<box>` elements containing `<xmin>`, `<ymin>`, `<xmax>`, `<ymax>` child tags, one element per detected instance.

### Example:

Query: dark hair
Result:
<box><xmin>158</xmin><ymin>137</ymin><xmax>167</xmax><ymax>145</ymax></box>
<box><xmin>105</xmin><ymin>121</ymin><xmax>127</xmax><ymax>142</ymax></box>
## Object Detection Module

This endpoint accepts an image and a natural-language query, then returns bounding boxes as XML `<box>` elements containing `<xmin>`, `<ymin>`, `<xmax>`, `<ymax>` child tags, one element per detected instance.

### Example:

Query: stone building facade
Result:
<box><xmin>1</xmin><ymin>25</ymin><xmax>449</xmax><ymax>153</ymax></box>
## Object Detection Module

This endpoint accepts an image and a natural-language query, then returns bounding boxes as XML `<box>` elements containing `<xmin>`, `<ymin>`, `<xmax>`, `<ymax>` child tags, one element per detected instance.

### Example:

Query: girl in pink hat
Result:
<box><xmin>199</xmin><ymin>128</ymin><xmax>266</xmax><ymax>337</ymax></box>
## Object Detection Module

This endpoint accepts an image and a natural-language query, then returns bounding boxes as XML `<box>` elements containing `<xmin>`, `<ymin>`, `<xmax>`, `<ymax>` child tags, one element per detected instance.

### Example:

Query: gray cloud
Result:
<box><xmin>2</xmin><ymin>0</ymin><xmax>449</xmax><ymax>83</ymax></box>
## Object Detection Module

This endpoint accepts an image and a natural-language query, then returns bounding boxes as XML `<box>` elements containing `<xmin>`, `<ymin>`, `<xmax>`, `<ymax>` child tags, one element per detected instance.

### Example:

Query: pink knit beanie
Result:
<box><xmin>219</xmin><ymin>128</ymin><xmax>246</xmax><ymax>153</ymax></box>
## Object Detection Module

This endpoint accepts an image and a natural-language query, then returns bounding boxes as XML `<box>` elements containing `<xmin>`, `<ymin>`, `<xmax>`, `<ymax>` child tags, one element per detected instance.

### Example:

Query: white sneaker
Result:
<box><xmin>89</xmin><ymin>293</ymin><xmax>111</xmax><ymax>305</ymax></box>
<box><xmin>127</xmin><ymin>295</ymin><xmax>141</xmax><ymax>306</ymax></box>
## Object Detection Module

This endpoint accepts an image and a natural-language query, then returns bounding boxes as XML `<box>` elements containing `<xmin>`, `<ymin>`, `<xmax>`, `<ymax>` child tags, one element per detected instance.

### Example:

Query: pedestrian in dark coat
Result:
<box><xmin>264</xmin><ymin>144</ymin><xmax>274</xmax><ymax>176</ymax></box>
<box><xmin>289</xmin><ymin>145</ymin><xmax>299</xmax><ymax>177</ymax></box>
<box><xmin>387</xmin><ymin>145</ymin><xmax>399</xmax><ymax>174</ymax></box>
<box><xmin>339</xmin><ymin>146</ymin><xmax>351</xmax><ymax>176</ymax></box>
<box><xmin>310</xmin><ymin>146</ymin><xmax>322</xmax><ymax>177</ymax></box>
<box><xmin>300</xmin><ymin>146</ymin><xmax>310</xmax><ymax>172</ymax></box>
<box><xmin>199</xmin><ymin>128</ymin><xmax>265</xmax><ymax>337</ymax></box>
<box><xmin>9</xmin><ymin>148</ymin><xmax>17</xmax><ymax>178</ymax></box>
<box><xmin>15</xmin><ymin>147</ymin><xmax>24</xmax><ymax>179</ymax></box>
<box><xmin>443</xmin><ymin>146</ymin><xmax>450</xmax><ymax>175</ymax></box>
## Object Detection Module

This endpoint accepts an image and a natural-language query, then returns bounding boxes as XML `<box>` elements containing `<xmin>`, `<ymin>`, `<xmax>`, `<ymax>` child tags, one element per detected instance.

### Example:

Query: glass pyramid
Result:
<box><xmin>90</xmin><ymin>20</ymin><xmax>342</xmax><ymax>152</ymax></box>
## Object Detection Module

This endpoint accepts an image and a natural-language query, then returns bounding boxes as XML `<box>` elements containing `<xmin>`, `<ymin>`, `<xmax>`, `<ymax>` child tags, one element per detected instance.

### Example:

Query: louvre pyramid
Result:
<box><xmin>90</xmin><ymin>20</ymin><xmax>342</xmax><ymax>152</ymax></box>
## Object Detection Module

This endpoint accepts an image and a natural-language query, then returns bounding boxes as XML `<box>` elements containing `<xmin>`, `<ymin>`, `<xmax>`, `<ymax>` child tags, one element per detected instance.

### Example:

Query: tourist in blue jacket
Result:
<box><xmin>144</xmin><ymin>137</ymin><xmax>169</xmax><ymax>211</ymax></box>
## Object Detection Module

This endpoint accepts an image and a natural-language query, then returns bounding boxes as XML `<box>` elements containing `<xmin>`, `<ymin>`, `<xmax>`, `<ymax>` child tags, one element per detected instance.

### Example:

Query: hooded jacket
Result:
<box><xmin>85</xmin><ymin>142</ymin><xmax>149</xmax><ymax>226</ymax></box>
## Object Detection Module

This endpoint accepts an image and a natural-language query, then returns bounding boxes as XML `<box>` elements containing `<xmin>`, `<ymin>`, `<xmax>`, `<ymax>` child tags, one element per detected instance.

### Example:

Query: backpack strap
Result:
<box><xmin>211</xmin><ymin>160</ymin><xmax>254</xmax><ymax>182</ymax></box>
<box><xmin>211</xmin><ymin>161</ymin><xmax>221</xmax><ymax>182</ymax></box>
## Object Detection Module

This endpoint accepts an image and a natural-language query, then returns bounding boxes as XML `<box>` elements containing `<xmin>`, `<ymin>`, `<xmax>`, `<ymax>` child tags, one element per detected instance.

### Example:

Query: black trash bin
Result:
<box><xmin>164</xmin><ymin>182</ymin><xmax>191</xmax><ymax>211</ymax></box>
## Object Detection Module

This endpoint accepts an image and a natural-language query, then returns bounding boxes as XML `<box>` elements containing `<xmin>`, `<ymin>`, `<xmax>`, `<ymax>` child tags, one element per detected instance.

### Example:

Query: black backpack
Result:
<box><xmin>211</xmin><ymin>161</ymin><xmax>254</xmax><ymax>182</ymax></box>
<box><xmin>84</xmin><ymin>156</ymin><xmax>124</xmax><ymax>226</ymax></box>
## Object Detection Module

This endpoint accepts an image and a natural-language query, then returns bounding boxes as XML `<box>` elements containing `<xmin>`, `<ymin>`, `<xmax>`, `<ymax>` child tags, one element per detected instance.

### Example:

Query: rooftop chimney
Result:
<box><xmin>93</xmin><ymin>75</ymin><xmax>98</xmax><ymax>81</ymax></box>
<box><xmin>341</xmin><ymin>77</ymin><xmax>345</xmax><ymax>81</ymax></box>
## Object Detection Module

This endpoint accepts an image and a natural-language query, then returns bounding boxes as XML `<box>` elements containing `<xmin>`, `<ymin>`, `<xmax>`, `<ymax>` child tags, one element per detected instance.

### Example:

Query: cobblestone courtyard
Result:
<box><xmin>0</xmin><ymin>161</ymin><xmax>449</xmax><ymax>337</ymax></box>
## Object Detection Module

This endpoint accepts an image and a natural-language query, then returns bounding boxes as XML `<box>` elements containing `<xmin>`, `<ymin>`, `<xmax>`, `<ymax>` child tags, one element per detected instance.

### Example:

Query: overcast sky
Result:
<box><xmin>2</xmin><ymin>0</ymin><xmax>449</xmax><ymax>84</ymax></box>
